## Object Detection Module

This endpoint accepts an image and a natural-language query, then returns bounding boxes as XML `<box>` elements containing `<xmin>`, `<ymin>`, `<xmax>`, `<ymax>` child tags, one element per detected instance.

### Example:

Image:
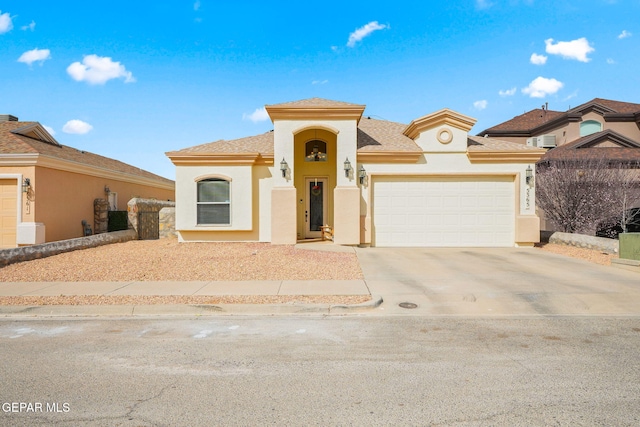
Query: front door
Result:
<box><xmin>305</xmin><ymin>178</ymin><xmax>327</xmax><ymax>239</ymax></box>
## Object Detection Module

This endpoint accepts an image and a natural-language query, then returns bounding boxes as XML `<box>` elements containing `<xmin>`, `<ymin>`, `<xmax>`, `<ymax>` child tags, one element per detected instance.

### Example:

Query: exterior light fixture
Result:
<box><xmin>344</xmin><ymin>158</ymin><xmax>352</xmax><ymax>178</ymax></box>
<box><xmin>104</xmin><ymin>185</ymin><xmax>111</xmax><ymax>195</ymax></box>
<box><xmin>525</xmin><ymin>165</ymin><xmax>534</xmax><ymax>187</ymax></box>
<box><xmin>22</xmin><ymin>178</ymin><xmax>31</xmax><ymax>193</ymax></box>
<box><xmin>280</xmin><ymin>158</ymin><xmax>288</xmax><ymax>178</ymax></box>
<box><xmin>359</xmin><ymin>165</ymin><xmax>367</xmax><ymax>184</ymax></box>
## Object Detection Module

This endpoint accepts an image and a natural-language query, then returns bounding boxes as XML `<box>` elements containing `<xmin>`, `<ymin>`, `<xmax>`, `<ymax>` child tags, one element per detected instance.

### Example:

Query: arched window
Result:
<box><xmin>197</xmin><ymin>178</ymin><xmax>230</xmax><ymax>224</ymax></box>
<box><xmin>305</xmin><ymin>140</ymin><xmax>327</xmax><ymax>162</ymax></box>
<box><xmin>580</xmin><ymin>120</ymin><xmax>602</xmax><ymax>137</ymax></box>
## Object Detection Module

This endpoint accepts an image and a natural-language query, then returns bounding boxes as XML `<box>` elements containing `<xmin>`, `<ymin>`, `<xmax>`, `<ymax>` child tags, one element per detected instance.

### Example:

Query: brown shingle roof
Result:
<box><xmin>481</xmin><ymin>109</ymin><xmax>565</xmax><ymax>133</ymax></box>
<box><xmin>0</xmin><ymin>121</ymin><xmax>174</xmax><ymax>185</ymax></box>
<box><xmin>569</xmin><ymin>98</ymin><xmax>640</xmax><ymax>114</ymax></box>
<box><xmin>482</xmin><ymin>98</ymin><xmax>640</xmax><ymax>136</ymax></box>
<box><xmin>540</xmin><ymin>130</ymin><xmax>640</xmax><ymax>164</ymax></box>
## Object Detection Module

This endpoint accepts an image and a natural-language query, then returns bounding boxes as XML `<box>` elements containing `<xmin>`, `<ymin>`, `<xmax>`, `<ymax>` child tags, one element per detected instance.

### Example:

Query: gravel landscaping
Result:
<box><xmin>0</xmin><ymin>239</ymin><xmax>365</xmax><ymax>305</ymax></box>
<box><xmin>535</xmin><ymin>242</ymin><xmax>618</xmax><ymax>266</ymax></box>
<box><xmin>0</xmin><ymin>238</ymin><xmax>618</xmax><ymax>306</ymax></box>
<box><xmin>0</xmin><ymin>239</ymin><xmax>363</xmax><ymax>282</ymax></box>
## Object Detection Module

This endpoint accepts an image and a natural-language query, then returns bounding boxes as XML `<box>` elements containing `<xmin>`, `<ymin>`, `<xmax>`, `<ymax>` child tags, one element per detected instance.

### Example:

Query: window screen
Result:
<box><xmin>197</xmin><ymin>179</ymin><xmax>230</xmax><ymax>224</ymax></box>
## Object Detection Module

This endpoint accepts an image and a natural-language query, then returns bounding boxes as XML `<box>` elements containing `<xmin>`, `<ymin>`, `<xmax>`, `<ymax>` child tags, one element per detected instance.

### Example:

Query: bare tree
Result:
<box><xmin>535</xmin><ymin>158</ymin><xmax>637</xmax><ymax>235</ymax></box>
<box><xmin>598</xmin><ymin>167</ymin><xmax>640</xmax><ymax>236</ymax></box>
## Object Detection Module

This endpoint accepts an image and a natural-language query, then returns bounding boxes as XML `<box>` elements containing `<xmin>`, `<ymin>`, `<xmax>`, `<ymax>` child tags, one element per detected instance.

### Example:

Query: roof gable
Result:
<box><xmin>11</xmin><ymin>123</ymin><xmax>60</xmax><ymax>146</ymax></box>
<box><xmin>404</xmin><ymin>109</ymin><xmax>476</xmax><ymax>139</ymax></box>
<box><xmin>566</xmin><ymin>129</ymin><xmax>640</xmax><ymax>149</ymax></box>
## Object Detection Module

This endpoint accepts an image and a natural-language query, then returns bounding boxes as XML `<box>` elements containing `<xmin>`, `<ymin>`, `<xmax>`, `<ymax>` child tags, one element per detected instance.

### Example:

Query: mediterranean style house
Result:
<box><xmin>0</xmin><ymin>115</ymin><xmax>175</xmax><ymax>248</ymax></box>
<box><xmin>166</xmin><ymin>98</ymin><xmax>545</xmax><ymax>247</ymax></box>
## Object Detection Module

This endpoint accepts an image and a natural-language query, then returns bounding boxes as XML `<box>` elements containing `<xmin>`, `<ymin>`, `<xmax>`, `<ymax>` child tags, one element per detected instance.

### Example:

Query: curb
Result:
<box><xmin>0</xmin><ymin>295</ymin><xmax>383</xmax><ymax>318</ymax></box>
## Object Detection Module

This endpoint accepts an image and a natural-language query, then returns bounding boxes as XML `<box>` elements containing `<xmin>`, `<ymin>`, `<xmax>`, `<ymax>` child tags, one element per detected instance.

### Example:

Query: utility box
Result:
<box><xmin>619</xmin><ymin>233</ymin><xmax>640</xmax><ymax>261</ymax></box>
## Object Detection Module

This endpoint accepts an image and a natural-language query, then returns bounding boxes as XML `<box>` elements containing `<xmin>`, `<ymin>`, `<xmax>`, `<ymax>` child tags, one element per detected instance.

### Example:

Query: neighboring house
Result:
<box><xmin>166</xmin><ymin>98</ymin><xmax>544</xmax><ymax>247</ymax></box>
<box><xmin>479</xmin><ymin>98</ymin><xmax>640</xmax><ymax>230</ymax></box>
<box><xmin>0</xmin><ymin>115</ymin><xmax>175</xmax><ymax>248</ymax></box>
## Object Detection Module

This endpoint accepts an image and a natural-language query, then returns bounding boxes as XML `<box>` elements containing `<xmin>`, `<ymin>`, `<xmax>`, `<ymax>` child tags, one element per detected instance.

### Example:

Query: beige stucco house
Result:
<box><xmin>0</xmin><ymin>115</ymin><xmax>175</xmax><ymax>248</ymax></box>
<box><xmin>166</xmin><ymin>98</ymin><xmax>545</xmax><ymax>247</ymax></box>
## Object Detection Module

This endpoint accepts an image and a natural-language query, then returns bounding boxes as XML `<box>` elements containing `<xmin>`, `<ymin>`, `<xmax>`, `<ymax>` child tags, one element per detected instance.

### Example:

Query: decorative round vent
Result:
<box><xmin>437</xmin><ymin>128</ymin><xmax>453</xmax><ymax>144</ymax></box>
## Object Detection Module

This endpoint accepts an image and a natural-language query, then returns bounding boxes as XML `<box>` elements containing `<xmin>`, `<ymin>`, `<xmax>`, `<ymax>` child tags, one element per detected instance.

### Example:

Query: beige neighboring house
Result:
<box><xmin>166</xmin><ymin>98</ymin><xmax>545</xmax><ymax>247</ymax></box>
<box><xmin>0</xmin><ymin>115</ymin><xmax>175</xmax><ymax>248</ymax></box>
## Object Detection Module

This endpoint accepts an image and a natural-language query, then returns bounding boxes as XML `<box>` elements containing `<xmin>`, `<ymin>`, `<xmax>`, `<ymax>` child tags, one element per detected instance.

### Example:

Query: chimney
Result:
<box><xmin>0</xmin><ymin>115</ymin><xmax>18</xmax><ymax>122</ymax></box>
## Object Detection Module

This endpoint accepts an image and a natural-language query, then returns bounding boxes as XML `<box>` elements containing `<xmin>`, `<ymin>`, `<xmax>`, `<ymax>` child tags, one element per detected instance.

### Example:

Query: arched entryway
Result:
<box><xmin>293</xmin><ymin>128</ymin><xmax>337</xmax><ymax>240</ymax></box>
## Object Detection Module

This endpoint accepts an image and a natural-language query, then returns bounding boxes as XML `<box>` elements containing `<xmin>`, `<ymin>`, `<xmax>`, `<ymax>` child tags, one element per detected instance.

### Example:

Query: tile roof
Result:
<box><xmin>0</xmin><ymin>121</ymin><xmax>174</xmax><ymax>185</ymax></box>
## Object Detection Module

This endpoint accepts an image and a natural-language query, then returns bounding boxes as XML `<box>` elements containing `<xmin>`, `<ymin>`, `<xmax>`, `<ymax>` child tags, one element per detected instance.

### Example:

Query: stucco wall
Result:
<box><xmin>175</xmin><ymin>165</ymin><xmax>272</xmax><ymax>242</ymax></box>
<box><xmin>31</xmin><ymin>166</ymin><xmax>174</xmax><ymax>243</ymax></box>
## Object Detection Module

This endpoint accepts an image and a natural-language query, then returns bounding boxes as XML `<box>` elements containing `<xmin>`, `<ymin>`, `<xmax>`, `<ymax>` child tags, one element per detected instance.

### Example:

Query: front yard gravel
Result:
<box><xmin>0</xmin><ymin>239</ymin><xmax>363</xmax><ymax>282</ymax></box>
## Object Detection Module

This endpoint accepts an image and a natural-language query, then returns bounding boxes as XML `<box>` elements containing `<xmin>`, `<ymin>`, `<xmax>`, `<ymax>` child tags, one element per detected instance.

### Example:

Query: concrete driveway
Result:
<box><xmin>355</xmin><ymin>247</ymin><xmax>640</xmax><ymax>316</ymax></box>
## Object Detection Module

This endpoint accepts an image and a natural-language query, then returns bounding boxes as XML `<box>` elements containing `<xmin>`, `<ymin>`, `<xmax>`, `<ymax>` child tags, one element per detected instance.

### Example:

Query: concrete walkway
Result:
<box><xmin>1</xmin><ymin>242</ymin><xmax>639</xmax><ymax>318</ymax></box>
<box><xmin>0</xmin><ymin>279</ymin><xmax>378</xmax><ymax>317</ymax></box>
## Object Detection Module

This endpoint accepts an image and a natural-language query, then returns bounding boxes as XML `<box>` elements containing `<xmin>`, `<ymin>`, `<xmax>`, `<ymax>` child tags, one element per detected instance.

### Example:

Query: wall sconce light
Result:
<box><xmin>22</xmin><ymin>178</ymin><xmax>31</xmax><ymax>193</ymax></box>
<box><xmin>104</xmin><ymin>185</ymin><xmax>111</xmax><ymax>195</ymax></box>
<box><xmin>280</xmin><ymin>158</ymin><xmax>288</xmax><ymax>178</ymax></box>
<box><xmin>525</xmin><ymin>165</ymin><xmax>534</xmax><ymax>187</ymax></box>
<box><xmin>359</xmin><ymin>165</ymin><xmax>367</xmax><ymax>184</ymax></box>
<box><xmin>344</xmin><ymin>158</ymin><xmax>352</xmax><ymax>178</ymax></box>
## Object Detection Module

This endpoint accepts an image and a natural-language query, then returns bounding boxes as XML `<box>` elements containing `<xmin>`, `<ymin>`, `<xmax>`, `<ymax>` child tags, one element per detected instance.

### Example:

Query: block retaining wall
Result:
<box><xmin>541</xmin><ymin>231</ymin><xmax>619</xmax><ymax>254</ymax></box>
<box><xmin>0</xmin><ymin>230</ymin><xmax>137</xmax><ymax>268</ymax></box>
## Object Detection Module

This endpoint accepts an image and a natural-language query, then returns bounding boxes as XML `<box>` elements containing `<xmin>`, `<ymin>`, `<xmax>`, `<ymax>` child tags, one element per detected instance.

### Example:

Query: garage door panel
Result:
<box><xmin>373</xmin><ymin>177</ymin><xmax>514</xmax><ymax>247</ymax></box>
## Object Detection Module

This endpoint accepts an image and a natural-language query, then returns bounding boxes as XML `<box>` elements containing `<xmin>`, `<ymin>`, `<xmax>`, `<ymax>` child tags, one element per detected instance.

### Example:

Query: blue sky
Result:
<box><xmin>1</xmin><ymin>1</ymin><xmax>639</xmax><ymax>179</ymax></box>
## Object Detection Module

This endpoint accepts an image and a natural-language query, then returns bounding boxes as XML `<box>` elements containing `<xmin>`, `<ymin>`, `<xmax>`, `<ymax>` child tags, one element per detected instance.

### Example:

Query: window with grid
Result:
<box><xmin>197</xmin><ymin>178</ymin><xmax>230</xmax><ymax>225</ymax></box>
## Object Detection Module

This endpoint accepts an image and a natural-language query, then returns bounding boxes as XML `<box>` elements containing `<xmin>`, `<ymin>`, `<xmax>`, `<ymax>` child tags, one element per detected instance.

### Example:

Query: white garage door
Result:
<box><xmin>372</xmin><ymin>176</ymin><xmax>515</xmax><ymax>247</ymax></box>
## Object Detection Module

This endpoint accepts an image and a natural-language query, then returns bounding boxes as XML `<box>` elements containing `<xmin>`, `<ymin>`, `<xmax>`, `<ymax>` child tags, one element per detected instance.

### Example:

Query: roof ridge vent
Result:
<box><xmin>0</xmin><ymin>114</ymin><xmax>18</xmax><ymax>122</ymax></box>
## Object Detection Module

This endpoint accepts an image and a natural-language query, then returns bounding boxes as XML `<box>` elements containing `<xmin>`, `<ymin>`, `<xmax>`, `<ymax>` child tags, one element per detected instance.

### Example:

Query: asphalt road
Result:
<box><xmin>1</xmin><ymin>316</ymin><xmax>639</xmax><ymax>426</ymax></box>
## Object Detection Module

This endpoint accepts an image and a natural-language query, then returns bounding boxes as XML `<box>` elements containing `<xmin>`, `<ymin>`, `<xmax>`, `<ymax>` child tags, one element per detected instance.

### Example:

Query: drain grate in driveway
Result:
<box><xmin>399</xmin><ymin>302</ymin><xmax>418</xmax><ymax>309</ymax></box>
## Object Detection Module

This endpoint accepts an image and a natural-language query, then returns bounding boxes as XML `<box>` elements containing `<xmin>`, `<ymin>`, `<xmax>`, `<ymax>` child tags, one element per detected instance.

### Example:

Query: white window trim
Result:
<box><xmin>196</xmin><ymin>178</ymin><xmax>231</xmax><ymax>226</ymax></box>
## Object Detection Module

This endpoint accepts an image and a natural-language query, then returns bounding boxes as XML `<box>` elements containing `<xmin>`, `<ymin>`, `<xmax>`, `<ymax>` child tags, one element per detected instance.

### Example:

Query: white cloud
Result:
<box><xmin>607</xmin><ymin>58</ymin><xmax>616</xmax><ymax>64</ymax></box>
<box><xmin>194</xmin><ymin>0</ymin><xmax>201</xmax><ymax>11</ymax></box>
<box><xmin>530</xmin><ymin>53</ymin><xmax>547</xmax><ymax>65</ymax></box>
<box><xmin>67</xmin><ymin>54</ymin><xmax>135</xmax><ymax>85</ymax></box>
<box><xmin>17</xmin><ymin>48</ymin><xmax>51</xmax><ymax>66</ymax></box>
<box><xmin>475</xmin><ymin>0</ymin><xmax>493</xmax><ymax>9</ymax></box>
<box><xmin>544</xmin><ymin>37</ymin><xmax>594</xmax><ymax>62</ymax></box>
<box><xmin>312</xmin><ymin>79</ymin><xmax>328</xmax><ymax>85</ymax></box>
<box><xmin>0</xmin><ymin>11</ymin><xmax>13</xmax><ymax>34</ymax></box>
<box><xmin>21</xmin><ymin>20</ymin><xmax>35</xmax><ymax>31</ymax></box>
<box><xmin>62</xmin><ymin>120</ymin><xmax>93</xmax><ymax>134</ymax></box>
<box><xmin>618</xmin><ymin>30</ymin><xmax>631</xmax><ymax>39</ymax></box>
<box><xmin>43</xmin><ymin>125</ymin><xmax>56</xmax><ymax>136</ymax></box>
<box><xmin>347</xmin><ymin>21</ymin><xmax>388</xmax><ymax>47</ymax></box>
<box><xmin>473</xmin><ymin>100</ymin><xmax>488</xmax><ymax>110</ymax></box>
<box><xmin>522</xmin><ymin>76</ymin><xmax>564</xmax><ymax>98</ymax></box>
<box><xmin>242</xmin><ymin>107</ymin><xmax>269</xmax><ymax>123</ymax></box>
<box><xmin>499</xmin><ymin>87</ymin><xmax>517</xmax><ymax>97</ymax></box>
